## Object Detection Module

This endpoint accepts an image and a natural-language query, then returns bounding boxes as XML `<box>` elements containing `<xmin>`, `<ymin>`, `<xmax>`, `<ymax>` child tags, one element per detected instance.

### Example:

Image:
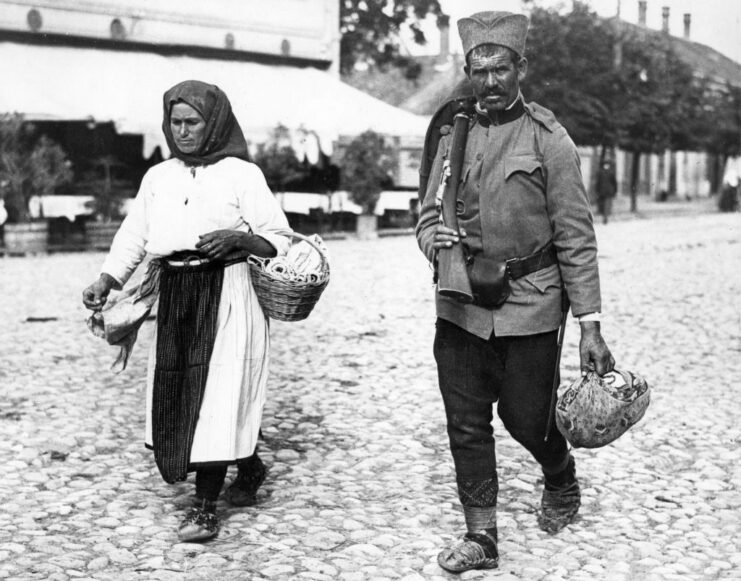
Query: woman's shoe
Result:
<box><xmin>223</xmin><ymin>453</ymin><xmax>266</xmax><ymax>507</ymax></box>
<box><xmin>177</xmin><ymin>499</ymin><xmax>220</xmax><ymax>542</ymax></box>
<box><xmin>437</xmin><ymin>532</ymin><xmax>499</xmax><ymax>573</ymax></box>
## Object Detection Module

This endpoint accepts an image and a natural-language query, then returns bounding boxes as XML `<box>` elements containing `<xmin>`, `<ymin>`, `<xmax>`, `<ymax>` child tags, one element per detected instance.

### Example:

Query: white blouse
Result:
<box><xmin>101</xmin><ymin>157</ymin><xmax>291</xmax><ymax>285</ymax></box>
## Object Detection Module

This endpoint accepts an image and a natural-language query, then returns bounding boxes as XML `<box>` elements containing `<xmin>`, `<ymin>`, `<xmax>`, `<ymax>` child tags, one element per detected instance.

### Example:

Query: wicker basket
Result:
<box><xmin>248</xmin><ymin>232</ymin><xmax>330</xmax><ymax>322</ymax></box>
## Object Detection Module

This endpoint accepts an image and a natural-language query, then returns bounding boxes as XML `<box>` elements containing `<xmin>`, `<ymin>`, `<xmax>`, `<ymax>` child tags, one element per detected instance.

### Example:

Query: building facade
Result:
<box><xmin>0</xmin><ymin>0</ymin><xmax>340</xmax><ymax>73</ymax></box>
<box><xmin>0</xmin><ymin>0</ymin><xmax>429</xmax><ymax>234</ymax></box>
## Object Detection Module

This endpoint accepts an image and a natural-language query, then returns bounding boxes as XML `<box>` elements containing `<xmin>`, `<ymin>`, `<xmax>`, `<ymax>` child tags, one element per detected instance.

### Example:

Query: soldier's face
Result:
<box><xmin>465</xmin><ymin>45</ymin><xmax>527</xmax><ymax>115</ymax></box>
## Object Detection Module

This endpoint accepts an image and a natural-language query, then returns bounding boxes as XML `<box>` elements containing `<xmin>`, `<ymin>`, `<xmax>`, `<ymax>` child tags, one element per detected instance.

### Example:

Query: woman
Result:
<box><xmin>82</xmin><ymin>80</ymin><xmax>291</xmax><ymax>542</ymax></box>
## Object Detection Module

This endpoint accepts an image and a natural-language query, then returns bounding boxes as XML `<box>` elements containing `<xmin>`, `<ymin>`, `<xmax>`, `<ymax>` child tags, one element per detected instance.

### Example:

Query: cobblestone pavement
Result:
<box><xmin>0</xmin><ymin>212</ymin><xmax>739</xmax><ymax>581</ymax></box>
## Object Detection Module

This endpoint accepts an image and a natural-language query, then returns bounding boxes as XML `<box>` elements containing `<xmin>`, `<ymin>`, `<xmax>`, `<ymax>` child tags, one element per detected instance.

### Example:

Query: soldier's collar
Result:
<box><xmin>474</xmin><ymin>97</ymin><xmax>525</xmax><ymax>127</ymax></box>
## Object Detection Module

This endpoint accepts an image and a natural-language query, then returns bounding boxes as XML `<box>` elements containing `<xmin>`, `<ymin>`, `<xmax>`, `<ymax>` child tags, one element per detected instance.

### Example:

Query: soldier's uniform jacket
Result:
<box><xmin>416</xmin><ymin>98</ymin><xmax>601</xmax><ymax>339</ymax></box>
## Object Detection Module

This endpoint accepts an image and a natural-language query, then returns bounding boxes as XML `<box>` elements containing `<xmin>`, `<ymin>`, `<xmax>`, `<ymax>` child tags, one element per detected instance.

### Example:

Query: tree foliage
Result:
<box><xmin>252</xmin><ymin>125</ymin><xmax>309</xmax><ymax>193</ymax></box>
<box><xmin>523</xmin><ymin>2</ymin><xmax>720</xmax><ymax>157</ymax></box>
<box><xmin>81</xmin><ymin>155</ymin><xmax>131</xmax><ymax>222</ymax></box>
<box><xmin>339</xmin><ymin>130</ymin><xmax>395</xmax><ymax>214</ymax></box>
<box><xmin>340</xmin><ymin>0</ymin><xmax>442</xmax><ymax>76</ymax></box>
<box><xmin>0</xmin><ymin>114</ymin><xmax>73</xmax><ymax>223</ymax></box>
<box><xmin>524</xmin><ymin>3</ymin><xmax>618</xmax><ymax>147</ymax></box>
<box><xmin>704</xmin><ymin>83</ymin><xmax>741</xmax><ymax>159</ymax></box>
<box><xmin>612</xmin><ymin>32</ymin><xmax>708</xmax><ymax>154</ymax></box>
<box><xmin>518</xmin><ymin>1</ymin><xmax>741</xmax><ymax>204</ymax></box>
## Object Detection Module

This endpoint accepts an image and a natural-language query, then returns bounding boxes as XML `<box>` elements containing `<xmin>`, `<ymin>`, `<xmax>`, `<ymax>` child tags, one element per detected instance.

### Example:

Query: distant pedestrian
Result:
<box><xmin>82</xmin><ymin>80</ymin><xmax>291</xmax><ymax>542</ymax></box>
<box><xmin>596</xmin><ymin>158</ymin><xmax>617</xmax><ymax>224</ymax></box>
<box><xmin>718</xmin><ymin>181</ymin><xmax>739</xmax><ymax>213</ymax></box>
<box><xmin>416</xmin><ymin>11</ymin><xmax>614</xmax><ymax>573</ymax></box>
<box><xmin>409</xmin><ymin>198</ymin><xmax>420</xmax><ymax>227</ymax></box>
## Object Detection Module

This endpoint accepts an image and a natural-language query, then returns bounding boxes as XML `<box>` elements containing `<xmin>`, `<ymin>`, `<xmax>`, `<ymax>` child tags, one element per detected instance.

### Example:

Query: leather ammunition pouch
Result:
<box><xmin>466</xmin><ymin>243</ymin><xmax>558</xmax><ymax>309</ymax></box>
<box><xmin>466</xmin><ymin>256</ymin><xmax>511</xmax><ymax>308</ymax></box>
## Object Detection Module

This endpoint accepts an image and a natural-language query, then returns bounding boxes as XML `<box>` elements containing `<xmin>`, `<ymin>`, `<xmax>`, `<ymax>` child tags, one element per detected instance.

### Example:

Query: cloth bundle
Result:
<box><xmin>555</xmin><ymin>368</ymin><xmax>650</xmax><ymax>448</ymax></box>
<box><xmin>87</xmin><ymin>261</ymin><xmax>161</xmax><ymax>372</ymax></box>
<box><xmin>249</xmin><ymin>234</ymin><xmax>328</xmax><ymax>284</ymax></box>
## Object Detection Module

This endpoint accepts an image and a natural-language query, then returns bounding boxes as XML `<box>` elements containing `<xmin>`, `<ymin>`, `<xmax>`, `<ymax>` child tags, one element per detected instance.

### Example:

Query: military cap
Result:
<box><xmin>457</xmin><ymin>11</ymin><xmax>529</xmax><ymax>58</ymax></box>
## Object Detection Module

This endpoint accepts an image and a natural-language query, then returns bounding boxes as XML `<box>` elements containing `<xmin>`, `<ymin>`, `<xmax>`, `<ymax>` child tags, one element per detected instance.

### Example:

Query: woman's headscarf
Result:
<box><xmin>162</xmin><ymin>80</ymin><xmax>250</xmax><ymax>166</ymax></box>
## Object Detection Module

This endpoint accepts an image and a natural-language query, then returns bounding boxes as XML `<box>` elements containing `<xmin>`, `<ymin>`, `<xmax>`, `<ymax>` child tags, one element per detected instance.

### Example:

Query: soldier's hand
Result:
<box><xmin>432</xmin><ymin>225</ymin><xmax>466</xmax><ymax>249</ymax></box>
<box><xmin>579</xmin><ymin>321</ymin><xmax>615</xmax><ymax>376</ymax></box>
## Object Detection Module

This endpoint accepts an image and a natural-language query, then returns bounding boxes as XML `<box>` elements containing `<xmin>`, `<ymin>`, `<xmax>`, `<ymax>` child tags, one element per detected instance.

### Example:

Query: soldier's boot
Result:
<box><xmin>437</xmin><ymin>530</ymin><xmax>499</xmax><ymax>573</ymax></box>
<box><xmin>538</xmin><ymin>455</ymin><xmax>581</xmax><ymax>534</ymax></box>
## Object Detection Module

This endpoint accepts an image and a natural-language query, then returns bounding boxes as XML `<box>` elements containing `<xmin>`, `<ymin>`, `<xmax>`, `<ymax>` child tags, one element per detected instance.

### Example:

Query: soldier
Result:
<box><xmin>415</xmin><ymin>11</ymin><xmax>614</xmax><ymax>573</ymax></box>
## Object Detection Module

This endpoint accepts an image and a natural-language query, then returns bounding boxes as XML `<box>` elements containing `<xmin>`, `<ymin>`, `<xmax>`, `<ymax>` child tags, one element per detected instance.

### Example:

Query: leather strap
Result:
<box><xmin>164</xmin><ymin>251</ymin><xmax>248</xmax><ymax>268</ymax></box>
<box><xmin>506</xmin><ymin>243</ymin><xmax>557</xmax><ymax>280</ymax></box>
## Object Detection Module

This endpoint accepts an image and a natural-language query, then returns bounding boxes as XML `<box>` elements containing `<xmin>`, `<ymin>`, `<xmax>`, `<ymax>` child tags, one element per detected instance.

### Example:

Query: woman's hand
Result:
<box><xmin>82</xmin><ymin>273</ymin><xmax>118</xmax><ymax>311</ymax></box>
<box><xmin>196</xmin><ymin>230</ymin><xmax>250</xmax><ymax>260</ymax></box>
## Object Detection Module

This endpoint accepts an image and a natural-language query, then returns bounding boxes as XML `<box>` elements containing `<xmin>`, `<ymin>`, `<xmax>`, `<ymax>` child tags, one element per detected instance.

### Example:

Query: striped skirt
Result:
<box><xmin>146</xmin><ymin>260</ymin><xmax>270</xmax><ymax>483</ymax></box>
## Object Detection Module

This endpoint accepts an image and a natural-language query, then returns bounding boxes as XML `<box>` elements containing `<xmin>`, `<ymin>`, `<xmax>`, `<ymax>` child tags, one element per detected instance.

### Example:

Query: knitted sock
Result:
<box><xmin>458</xmin><ymin>475</ymin><xmax>499</xmax><ymax>542</ymax></box>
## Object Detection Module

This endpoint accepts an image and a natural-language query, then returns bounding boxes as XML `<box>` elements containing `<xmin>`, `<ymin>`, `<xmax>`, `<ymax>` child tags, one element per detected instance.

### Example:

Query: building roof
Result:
<box><xmin>629</xmin><ymin>23</ymin><xmax>741</xmax><ymax>88</ymax></box>
<box><xmin>0</xmin><ymin>41</ymin><xmax>430</xmax><ymax>161</ymax></box>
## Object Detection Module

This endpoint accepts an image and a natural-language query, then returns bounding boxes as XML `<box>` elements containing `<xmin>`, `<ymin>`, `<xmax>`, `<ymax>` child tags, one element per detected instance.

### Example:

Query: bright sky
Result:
<box><xmin>406</xmin><ymin>0</ymin><xmax>741</xmax><ymax>63</ymax></box>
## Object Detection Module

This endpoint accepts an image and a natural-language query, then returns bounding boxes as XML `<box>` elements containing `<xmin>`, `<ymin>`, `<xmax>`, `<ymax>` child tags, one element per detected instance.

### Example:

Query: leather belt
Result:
<box><xmin>166</xmin><ymin>256</ymin><xmax>210</xmax><ymax>267</ymax></box>
<box><xmin>506</xmin><ymin>243</ymin><xmax>558</xmax><ymax>280</ymax></box>
<box><xmin>164</xmin><ymin>251</ymin><xmax>249</xmax><ymax>268</ymax></box>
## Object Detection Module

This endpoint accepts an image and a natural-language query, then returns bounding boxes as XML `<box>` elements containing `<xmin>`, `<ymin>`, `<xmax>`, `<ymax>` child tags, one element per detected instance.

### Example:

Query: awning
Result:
<box><xmin>0</xmin><ymin>42</ymin><xmax>430</xmax><ymax>161</ymax></box>
<box><xmin>31</xmin><ymin>190</ymin><xmax>418</xmax><ymax>219</ymax></box>
<box><xmin>331</xmin><ymin>191</ymin><xmax>417</xmax><ymax>216</ymax></box>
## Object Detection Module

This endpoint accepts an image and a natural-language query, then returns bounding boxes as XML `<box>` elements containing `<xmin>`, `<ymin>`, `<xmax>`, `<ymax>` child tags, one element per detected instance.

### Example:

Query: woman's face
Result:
<box><xmin>170</xmin><ymin>102</ymin><xmax>206</xmax><ymax>154</ymax></box>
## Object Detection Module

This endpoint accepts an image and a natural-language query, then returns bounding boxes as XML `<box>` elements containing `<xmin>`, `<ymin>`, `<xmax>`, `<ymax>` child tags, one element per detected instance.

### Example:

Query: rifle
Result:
<box><xmin>418</xmin><ymin>81</ymin><xmax>475</xmax><ymax>204</ymax></box>
<box><xmin>436</xmin><ymin>103</ymin><xmax>473</xmax><ymax>303</ymax></box>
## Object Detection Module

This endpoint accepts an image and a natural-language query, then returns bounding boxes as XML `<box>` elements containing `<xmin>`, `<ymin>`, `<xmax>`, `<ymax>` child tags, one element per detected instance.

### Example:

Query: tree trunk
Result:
<box><xmin>715</xmin><ymin>154</ymin><xmax>729</xmax><ymax>194</ymax></box>
<box><xmin>669</xmin><ymin>152</ymin><xmax>677</xmax><ymax>195</ymax></box>
<box><xmin>355</xmin><ymin>213</ymin><xmax>378</xmax><ymax>240</ymax></box>
<box><xmin>630</xmin><ymin>151</ymin><xmax>641</xmax><ymax>213</ymax></box>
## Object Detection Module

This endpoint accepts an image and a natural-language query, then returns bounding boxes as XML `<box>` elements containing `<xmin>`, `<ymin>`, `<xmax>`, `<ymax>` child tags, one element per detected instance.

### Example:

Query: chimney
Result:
<box><xmin>437</xmin><ymin>14</ymin><xmax>450</xmax><ymax>61</ymax></box>
<box><xmin>683</xmin><ymin>13</ymin><xmax>691</xmax><ymax>39</ymax></box>
<box><xmin>661</xmin><ymin>6</ymin><xmax>670</xmax><ymax>33</ymax></box>
<box><xmin>638</xmin><ymin>1</ymin><xmax>647</xmax><ymax>26</ymax></box>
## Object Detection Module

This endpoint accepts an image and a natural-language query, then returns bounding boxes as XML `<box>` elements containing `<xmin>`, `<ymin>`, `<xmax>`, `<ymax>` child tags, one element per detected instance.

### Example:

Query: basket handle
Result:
<box><xmin>273</xmin><ymin>230</ymin><xmax>329</xmax><ymax>271</ymax></box>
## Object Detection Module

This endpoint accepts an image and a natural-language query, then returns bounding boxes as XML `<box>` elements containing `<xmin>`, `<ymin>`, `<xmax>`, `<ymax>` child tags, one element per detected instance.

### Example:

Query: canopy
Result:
<box><xmin>0</xmin><ymin>42</ymin><xmax>429</xmax><ymax>162</ymax></box>
<box><xmin>30</xmin><ymin>190</ymin><xmax>417</xmax><ymax>219</ymax></box>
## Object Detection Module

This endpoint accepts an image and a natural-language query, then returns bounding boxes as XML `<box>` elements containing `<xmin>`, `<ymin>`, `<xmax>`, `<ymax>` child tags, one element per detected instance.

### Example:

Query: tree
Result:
<box><xmin>613</xmin><ymin>31</ymin><xmax>702</xmax><ymax>208</ymax></box>
<box><xmin>252</xmin><ymin>125</ymin><xmax>309</xmax><ymax>193</ymax></box>
<box><xmin>339</xmin><ymin>130</ymin><xmax>395</xmax><ymax>215</ymax></box>
<box><xmin>81</xmin><ymin>155</ymin><xmax>132</xmax><ymax>222</ymax></box>
<box><xmin>340</xmin><ymin>0</ymin><xmax>442</xmax><ymax>76</ymax></box>
<box><xmin>524</xmin><ymin>2</ymin><xmax>713</xmax><ymax>210</ymax></box>
<box><xmin>0</xmin><ymin>114</ymin><xmax>73</xmax><ymax>223</ymax></box>
<box><xmin>524</xmin><ymin>3</ymin><xmax>618</xmax><ymax>147</ymax></box>
<box><xmin>704</xmin><ymin>83</ymin><xmax>741</xmax><ymax>192</ymax></box>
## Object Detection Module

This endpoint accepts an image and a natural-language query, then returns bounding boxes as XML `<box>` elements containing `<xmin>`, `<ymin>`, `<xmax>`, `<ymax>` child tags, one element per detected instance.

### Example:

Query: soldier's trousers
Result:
<box><xmin>433</xmin><ymin>318</ymin><xmax>571</xmax><ymax>513</ymax></box>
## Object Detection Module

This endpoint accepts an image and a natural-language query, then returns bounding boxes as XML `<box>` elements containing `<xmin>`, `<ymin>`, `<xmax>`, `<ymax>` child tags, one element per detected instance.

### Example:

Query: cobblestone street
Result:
<box><xmin>0</xmin><ymin>212</ymin><xmax>739</xmax><ymax>581</ymax></box>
